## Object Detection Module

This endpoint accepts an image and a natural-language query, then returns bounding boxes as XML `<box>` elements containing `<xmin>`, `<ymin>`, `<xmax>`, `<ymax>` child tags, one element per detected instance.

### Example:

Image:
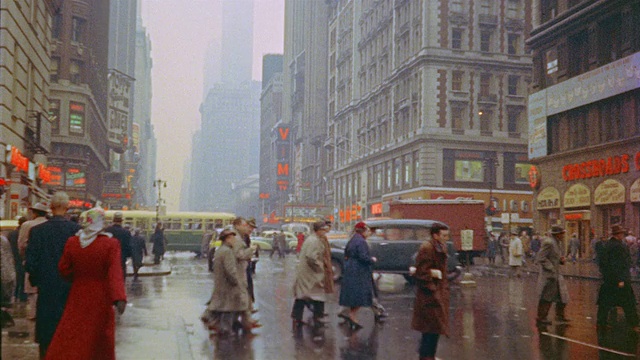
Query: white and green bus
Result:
<box><xmin>86</xmin><ymin>210</ymin><xmax>236</xmax><ymax>254</ymax></box>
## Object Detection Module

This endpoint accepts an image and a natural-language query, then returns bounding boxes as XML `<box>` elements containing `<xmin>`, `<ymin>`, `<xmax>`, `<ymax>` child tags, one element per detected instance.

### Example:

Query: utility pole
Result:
<box><xmin>153</xmin><ymin>179</ymin><xmax>167</xmax><ymax>225</ymax></box>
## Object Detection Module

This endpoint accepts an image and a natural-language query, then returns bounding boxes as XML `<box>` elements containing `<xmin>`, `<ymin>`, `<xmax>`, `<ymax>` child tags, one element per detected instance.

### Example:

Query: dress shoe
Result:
<box><xmin>536</xmin><ymin>318</ymin><xmax>551</xmax><ymax>326</ymax></box>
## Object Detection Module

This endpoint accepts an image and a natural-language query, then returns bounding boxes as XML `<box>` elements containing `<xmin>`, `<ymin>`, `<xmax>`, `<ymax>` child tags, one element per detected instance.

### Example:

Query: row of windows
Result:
<box><xmin>547</xmin><ymin>89</ymin><xmax>640</xmax><ymax>155</ymax></box>
<box><xmin>452</xmin><ymin>71</ymin><xmax>525</xmax><ymax>96</ymax></box>
<box><xmin>452</xmin><ymin>28</ymin><xmax>522</xmax><ymax>55</ymax></box>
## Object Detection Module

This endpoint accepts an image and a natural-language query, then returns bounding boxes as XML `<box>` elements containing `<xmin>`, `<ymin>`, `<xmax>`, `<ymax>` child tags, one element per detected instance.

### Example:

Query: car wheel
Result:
<box><xmin>331</xmin><ymin>259</ymin><xmax>343</xmax><ymax>281</ymax></box>
<box><xmin>403</xmin><ymin>274</ymin><xmax>415</xmax><ymax>285</ymax></box>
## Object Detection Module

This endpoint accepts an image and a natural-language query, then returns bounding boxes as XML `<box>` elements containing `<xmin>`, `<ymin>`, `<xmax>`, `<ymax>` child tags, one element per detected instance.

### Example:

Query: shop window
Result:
<box><xmin>454</xmin><ymin>159</ymin><xmax>484</xmax><ymax>182</ymax></box>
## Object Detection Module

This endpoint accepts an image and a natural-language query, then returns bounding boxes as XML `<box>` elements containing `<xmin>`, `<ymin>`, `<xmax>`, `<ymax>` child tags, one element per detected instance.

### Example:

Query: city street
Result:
<box><xmin>3</xmin><ymin>252</ymin><xmax>640</xmax><ymax>360</ymax></box>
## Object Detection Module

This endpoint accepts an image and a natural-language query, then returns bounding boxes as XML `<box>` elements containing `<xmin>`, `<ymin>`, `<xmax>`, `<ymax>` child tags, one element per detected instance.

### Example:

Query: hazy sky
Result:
<box><xmin>140</xmin><ymin>0</ymin><xmax>284</xmax><ymax>210</ymax></box>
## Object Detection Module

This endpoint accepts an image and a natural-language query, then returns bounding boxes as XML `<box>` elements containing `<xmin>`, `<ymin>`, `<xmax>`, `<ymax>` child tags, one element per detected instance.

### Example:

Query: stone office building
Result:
<box><xmin>327</xmin><ymin>0</ymin><xmax>534</xmax><ymax>231</ymax></box>
<box><xmin>527</xmin><ymin>0</ymin><xmax>640</xmax><ymax>256</ymax></box>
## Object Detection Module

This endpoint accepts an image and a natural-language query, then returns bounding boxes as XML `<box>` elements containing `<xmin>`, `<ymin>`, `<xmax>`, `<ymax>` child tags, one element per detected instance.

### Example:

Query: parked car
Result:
<box><xmin>261</xmin><ymin>230</ymin><xmax>297</xmax><ymax>253</ymax></box>
<box><xmin>329</xmin><ymin>219</ymin><xmax>446</xmax><ymax>281</ymax></box>
<box><xmin>207</xmin><ymin>234</ymin><xmax>269</xmax><ymax>272</ymax></box>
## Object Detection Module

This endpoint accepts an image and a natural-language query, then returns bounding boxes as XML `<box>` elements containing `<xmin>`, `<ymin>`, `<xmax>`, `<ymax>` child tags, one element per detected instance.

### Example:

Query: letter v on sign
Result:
<box><xmin>279</xmin><ymin>127</ymin><xmax>290</xmax><ymax>141</ymax></box>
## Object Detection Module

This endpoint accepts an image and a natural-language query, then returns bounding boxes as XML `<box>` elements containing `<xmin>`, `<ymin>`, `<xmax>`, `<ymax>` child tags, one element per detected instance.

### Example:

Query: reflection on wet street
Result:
<box><xmin>115</xmin><ymin>253</ymin><xmax>640</xmax><ymax>359</ymax></box>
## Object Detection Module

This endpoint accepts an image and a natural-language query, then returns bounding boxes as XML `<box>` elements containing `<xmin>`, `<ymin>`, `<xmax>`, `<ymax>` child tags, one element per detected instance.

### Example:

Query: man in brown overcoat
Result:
<box><xmin>411</xmin><ymin>222</ymin><xmax>450</xmax><ymax>360</ymax></box>
<box><xmin>534</xmin><ymin>225</ymin><xmax>570</xmax><ymax>326</ymax></box>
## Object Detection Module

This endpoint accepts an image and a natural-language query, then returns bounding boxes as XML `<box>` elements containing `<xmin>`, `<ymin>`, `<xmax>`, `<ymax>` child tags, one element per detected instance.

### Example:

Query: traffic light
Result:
<box><xmin>486</xmin><ymin>205</ymin><xmax>497</xmax><ymax>216</ymax></box>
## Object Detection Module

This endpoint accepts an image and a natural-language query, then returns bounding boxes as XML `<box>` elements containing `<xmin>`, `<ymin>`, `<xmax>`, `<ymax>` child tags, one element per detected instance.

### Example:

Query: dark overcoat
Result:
<box><xmin>24</xmin><ymin>216</ymin><xmax>80</xmax><ymax>346</ymax></box>
<box><xmin>411</xmin><ymin>239</ymin><xmax>449</xmax><ymax>335</ymax></box>
<box><xmin>597</xmin><ymin>237</ymin><xmax>636</xmax><ymax>308</ymax></box>
<box><xmin>130</xmin><ymin>234</ymin><xmax>147</xmax><ymax>267</ymax></box>
<box><xmin>151</xmin><ymin>230</ymin><xmax>166</xmax><ymax>256</ymax></box>
<box><xmin>104</xmin><ymin>224</ymin><xmax>132</xmax><ymax>264</ymax></box>
<box><xmin>535</xmin><ymin>237</ymin><xmax>569</xmax><ymax>303</ymax></box>
<box><xmin>339</xmin><ymin>233</ymin><xmax>375</xmax><ymax>307</ymax></box>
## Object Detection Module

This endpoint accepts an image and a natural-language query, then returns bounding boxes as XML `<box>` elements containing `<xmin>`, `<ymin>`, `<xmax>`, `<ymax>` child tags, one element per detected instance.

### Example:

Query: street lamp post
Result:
<box><xmin>153</xmin><ymin>179</ymin><xmax>167</xmax><ymax>225</ymax></box>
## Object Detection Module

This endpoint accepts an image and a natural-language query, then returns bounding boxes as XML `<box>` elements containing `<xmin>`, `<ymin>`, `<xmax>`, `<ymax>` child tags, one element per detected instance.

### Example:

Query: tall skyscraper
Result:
<box><xmin>186</xmin><ymin>0</ymin><xmax>260</xmax><ymax>212</ymax></box>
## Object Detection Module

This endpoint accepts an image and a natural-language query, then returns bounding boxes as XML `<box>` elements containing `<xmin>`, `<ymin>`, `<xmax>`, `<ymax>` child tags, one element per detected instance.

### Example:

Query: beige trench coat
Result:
<box><xmin>207</xmin><ymin>244</ymin><xmax>250</xmax><ymax>312</ymax></box>
<box><xmin>535</xmin><ymin>237</ymin><xmax>570</xmax><ymax>303</ymax></box>
<box><xmin>292</xmin><ymin>234</ymin><xmax>326</xmax><ymax>302</ymax></box>
<box><xmin>509</xmin><ymin>237</ymin><xmax>524</xmax><ymax>266</ymax></box>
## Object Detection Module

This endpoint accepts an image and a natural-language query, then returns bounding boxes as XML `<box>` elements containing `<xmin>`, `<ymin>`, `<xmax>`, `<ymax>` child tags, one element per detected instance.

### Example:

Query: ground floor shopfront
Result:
<box><xmin>533</xmin><ymin>145</ymin><xmax>640</xmax><ymax>259</ymax></box>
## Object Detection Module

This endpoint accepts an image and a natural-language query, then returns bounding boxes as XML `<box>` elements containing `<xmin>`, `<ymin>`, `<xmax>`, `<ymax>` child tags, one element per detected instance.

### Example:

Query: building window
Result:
<box><xmin>507</xmin><ymin>33</ymin><xmax>519</xmax><ymax>55</ymax></box>
<box><xmin>480</xmin><ymin>74</ymin><xmax>491</xmax><ymax>96</ymax></box>
<box><xmin>480</xmin><ymin>31</ymin><xmax>492</xmax><ymax>52</ymax></box>
<box><xmin>541</xmin><ymin>0</ymin><xmax>557</xmax><ymax>23</ymax></box>
<box><xmin>71</xmin><ymin>17</ymin><xmax>85</xmax><ymax>43</ymax></box>
<box><xmin>50</xmin><ymin>57</ymin><xmax>60</xmax><ymax>83</ymax></box>
<box><xmin>507</xmin><ymin>0</ymin><xmax>520</xmax><ymax>18</ymax></box>
<box><xmin>507</xmin><ymin>108</ymin><xmax>521</xmax><ymax>134</ymax></box>
<box><xmin>69</xmin><ymin>102</ymin><xmax>85</xmax><ymax>135</ymax></box>
<box><xmin>70</xmin><ymin>60</ymin><xmax>82</xmax><ymax>84</ymax></box>
<box><xmin>508</xmin><ymin>75</ymin><xmax>519</xmax><ymax>95</ymax></box>
<box><xmin>479</xmin><ymin>110</ymin><xmax>493</xmax><ymax>133</ymax></box>
<box><xmin>375</xmin><ymin>164</ymin><xmax>382</xmax><ymax>192</ymax></box>
<box><xmin>569</xmin><ymin>108</ymin><xmax>587</xmax><ymax>149</ymax></box>
<box><xmin>452</xmin><ymin>106</ymin><xmax>464</xmax><ymax>130</ymax></box>
<box><xmin>451</xmin><ymin>0</ymin><xmax>464</xmax><ymax>13</ymax></box>
<box><xmin>455</xmin><ymin>159</ymin><xmax>484</xmax><ymax>182</ymax></box>
<box><xmin>49</xmin><ymin>100</ymin><xmax>60</xmax><ymax>134</ymax></box>
<box><xmin>403</xmin><ymin>154</ymin><xmax>412</xmax><ymax>185</ymax></box>
<box><xmin>394</xmin><ymin>158</ymin><xmax>402</xmax><ymax>187</ymax></box>
<box><xmin>452</xmin><ymin>28</ymin><xmax>462</xmax><ymax>49</ymax></box>
<box><xmin>480</xmin><ymin>0</ymin><xmax>492</xmax><ymax>15</ymax></box>
<box><xmin>452</xmin><ymin>71</ymin><xmax>463</xmax><ymax>91</ymax></box>
<box><xmin>52</xmin><ymin>13</ymin><xmax>62</xmax><ymax>39</ymax></box>
<box><xmin>386</xmin><ymin>161</ymin><xmax>392</xmax><ymax>190</ymax></box>
<box><xmin>413</xmin><ymin>150</ymin><xmax>419</xmax><ymax>185</ymax></box>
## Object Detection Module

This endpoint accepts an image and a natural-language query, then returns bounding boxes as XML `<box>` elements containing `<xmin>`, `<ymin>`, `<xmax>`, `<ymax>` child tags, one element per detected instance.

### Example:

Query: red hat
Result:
<box><xmin>354</xmin><ymin>221</ymin><xmax>367</xmax><ymax>230</ymax></box>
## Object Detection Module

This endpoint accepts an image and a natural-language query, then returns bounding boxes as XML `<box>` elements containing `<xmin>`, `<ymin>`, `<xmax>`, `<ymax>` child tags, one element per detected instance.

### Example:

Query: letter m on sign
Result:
<box><xmin>277</xmin><ymin>163</ymin><xmax>289</xmax><ymax>176</ymax></box>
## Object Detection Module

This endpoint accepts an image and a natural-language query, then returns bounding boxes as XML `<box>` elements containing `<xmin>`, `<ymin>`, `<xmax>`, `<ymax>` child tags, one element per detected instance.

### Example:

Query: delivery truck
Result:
<box><xmin>385</xmin><ymin>199</ymin><xmax>487</xmax><ymax>260</ymax></box>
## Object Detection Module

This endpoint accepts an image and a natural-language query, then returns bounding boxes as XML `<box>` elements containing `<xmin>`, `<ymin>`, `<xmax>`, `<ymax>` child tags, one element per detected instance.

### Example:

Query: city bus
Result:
<box><xmin>84</xmin><ymin>210</ymin><xmax>236</xmax><ymax>254</ymax></box>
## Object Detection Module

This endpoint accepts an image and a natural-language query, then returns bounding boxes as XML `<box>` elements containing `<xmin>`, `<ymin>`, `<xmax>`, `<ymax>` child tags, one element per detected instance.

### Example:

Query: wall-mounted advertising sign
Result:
<box><xmin>69</xmin><ymin>102</ymin><xmax>85</xmax><ymax>134</ymax></box>
<box><xmin>275</xmin><ymin>126</ymin><xmax>291</xmax><ymax>192</ymax></box>
<box><xmin>65</xmin><ymin>167</ymin><xmax>86</xmax><ymax>188</ymax></box>
<box><xmin>528</xmin><ymin>89</ymin><xmax>547</xmax><ymax>160</ymax></box>
<box><xmin>107</xmin><ymin>70</ymin><xmax>134</xmax><ymax>153</ymax></box>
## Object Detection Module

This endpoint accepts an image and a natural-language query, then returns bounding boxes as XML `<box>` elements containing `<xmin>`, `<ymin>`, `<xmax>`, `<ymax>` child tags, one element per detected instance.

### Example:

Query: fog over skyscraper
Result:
<box><xmin>185</xmin><ymin>0</ymin><xmax>260</xmax><ymax>212</ymax></box>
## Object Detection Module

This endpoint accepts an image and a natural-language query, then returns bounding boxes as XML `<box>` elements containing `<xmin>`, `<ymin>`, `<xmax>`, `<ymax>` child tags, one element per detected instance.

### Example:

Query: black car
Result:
<box><xmin>330</xmin><ymin>219</ymin><xmax>447</xmax><ymax>281</ymax></box>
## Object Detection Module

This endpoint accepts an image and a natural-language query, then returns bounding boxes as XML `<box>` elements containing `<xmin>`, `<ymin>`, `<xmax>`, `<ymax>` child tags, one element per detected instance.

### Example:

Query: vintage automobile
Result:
<box><xmin>207</xmin><ymin>233</ymin><xmax>270</xmax><ymax>272</ymax></box>
<box><xmin>329</xmin><ymin>219</ymin><xmax>448</xmax><ymax>281</ymax></box>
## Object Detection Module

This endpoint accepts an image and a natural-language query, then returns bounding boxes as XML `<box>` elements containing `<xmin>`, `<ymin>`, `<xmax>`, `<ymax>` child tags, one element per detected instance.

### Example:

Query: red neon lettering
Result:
<box><xmin>277</xmin><ymin>163</ymin><xmax>289</xmax><ymax>176</ymax></box>
<box><xmin>278</xmin><ymin>127</ymin><xmax>290</xmax><ymax>141</ymax></box>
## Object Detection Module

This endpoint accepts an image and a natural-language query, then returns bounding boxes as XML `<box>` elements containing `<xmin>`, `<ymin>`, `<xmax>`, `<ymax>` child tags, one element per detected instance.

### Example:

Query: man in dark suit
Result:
<box><xmin>597</xmin><ymin>224</ymin><xmax>640</xmax><ymax>332</ymax></box>
<box><xmin>24</xmin><ymin>192</ymin><xmax>81</xmax><ymax>358</ymax></box>
<box><xmin>104</xmin><ymin>211</ymin><xmax>132</xmax><ymax>280</ymax></box>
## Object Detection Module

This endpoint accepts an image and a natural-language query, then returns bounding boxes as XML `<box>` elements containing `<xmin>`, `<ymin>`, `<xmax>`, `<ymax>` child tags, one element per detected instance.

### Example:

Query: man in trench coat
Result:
<box><xmin>535</xmin><ymin>225</ymin><xmax>570</xmax><ymax>326</ymax></box>
<box><xmin>411</xmin><ymin>222</ymin><xmax>450</xmax><ymax>360</ymax></box>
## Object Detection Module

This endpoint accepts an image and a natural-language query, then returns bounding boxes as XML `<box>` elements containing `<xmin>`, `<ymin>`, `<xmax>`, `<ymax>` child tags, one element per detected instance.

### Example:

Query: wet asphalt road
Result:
<box><xmin>114</xmin><ymin>253</ymin><xmax>640</xmax><ymax>360</ymax></box>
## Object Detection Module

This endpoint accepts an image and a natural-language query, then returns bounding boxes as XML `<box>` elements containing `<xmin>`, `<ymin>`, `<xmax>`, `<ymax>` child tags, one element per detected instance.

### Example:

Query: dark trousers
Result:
<box><xmin>14</xmin><ymin>268</ymin><xmax>26</xmax><ymax>301</ymax></box>
<box><xmin>597</xmin><ymin>302</ymin><xmax>639</xmax><ymax>327</ymax></box>
<box><xmin>418</xmin><ymin>333</ymin><xmax>440</xmax><ymax>357</ymax></box>
<box><xmin>270</xmin><ymin>246</ymin><xmax>284</xmax><ymax>258</ymax></box>
<box><xmin>537</xmin><ymin>300</ymin><xmax>567</xmax><ymax>320</ymax></box>
<box><xmin>291</xmin><ymin>299</ymin><xmax>323</xmax><ymax>321</ymax></box>
<box><xmin>246</xmin><ymin>266</ymin><xmax>255</xmax><ymax>303</ymax></box>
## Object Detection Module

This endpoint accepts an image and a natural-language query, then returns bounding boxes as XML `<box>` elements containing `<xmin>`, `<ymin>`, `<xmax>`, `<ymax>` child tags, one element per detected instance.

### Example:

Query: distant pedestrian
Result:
<box><xmin>292</xmin><ymin>221</ymin><xmax>330</xmax><ymax>328</ymax></box>
<box><xmin>596</xmin><ymin>225</ymin><xmax>639</xmax><ymax>332</ymax></box>
<box><xmin>535</xmin><ymin>225</ymin><xmax>570</xmax><ymax>327</ymax></box>
<box><xmin>24</xmin><ymin>192</ymin><xmax>81</xmax><ymax>358</ymax></box>
<box><xmin>245</xmin><ymin>218</ymin><xmax>258</xmax><ymax>304</ymax></box>
<box><xmin>499</xmin><ymin>232</ymin><xmax>509</xmax><ymax>264</ymax></box>
<box><xmin>568</xmin><ymin>233</ymin><xmax>580</xmax><ymax>263</ymax></box>
<box><xmin>151</xmin><ymin>223</ymin><xmax>166</xmax><ymax>264</ymax></box>
<box><xmin>7</xmin><ymin>216</ymin><xmax>27</xmax><ymax>302</ymax></box>
<box><xmin>202</xmin><ymin>229</ymin><xmax>248</xmax><ymax>337</ymax></box>
<box><xmin>271</xmin><ymin>230</ymin><xmax>286</xmax><ymax>258</ymax></box>
<box><xmin>411</xmin><ymin>222</ymin><xmax>450</xmax><ymax>360</ymax></box>
<box><xmin>530</xmin><ymin>233</ymin><xmax>541</xmax><ymax>259</ymax></box>
<box><xmin>44</xmin><ymin>207</ymin><xmax>126</xmax><ymax>360</ymax></box>
<box><xmin>521</xmin><ymin>231</ymin><xmax>531</xmax><ymax>258</ymax></box>
<box><xmin>130</xmin><ymin>229</ymin><xmax>148</xmax><ymax>280</ymax></box>
<box><xmin>486</xmin><ymin>232</ymin><xmax>498</xmax><ymax>265</ymax></box>
<box><xmin>296</xmin><ymin>232</ymin><xmax>305</xmax><ymax>254</ymax></box>
<box><xmin>338</xmin><ymin>222</ymin><xmax>376</xmax><ymax>330</ymax></box>
<box><xmin>104</xmin><ymin>212</ymin><xmax>133</xmax><ymax>280</ymax></box>
<box><xmin>624</xmin><ymin>231</ymin><xmax>638</xmax><ymax>274</ymax></box>
<box><xmin>509</xmin><ymin>228</ymin><xmax>523</xmax><ymax>277</ymax></box>
<box><xmin>18</xmin><ymin>202</ymin><xmax>49</xmax><ymax>320</ymax></box>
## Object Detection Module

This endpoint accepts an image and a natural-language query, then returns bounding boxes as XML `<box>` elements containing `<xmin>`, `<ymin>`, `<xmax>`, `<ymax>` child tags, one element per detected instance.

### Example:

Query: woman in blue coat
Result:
<box><xmin>339</xmin><ymin>222</ymin><xmax>376</xmax><ymax>329</ymax></box>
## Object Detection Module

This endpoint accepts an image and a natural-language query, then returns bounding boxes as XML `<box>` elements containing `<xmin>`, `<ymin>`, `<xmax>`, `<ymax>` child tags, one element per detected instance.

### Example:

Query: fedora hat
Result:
<box><xmin>113</xmin><ymin>211</ymin><xmax>124</xmax><ymax>221</ymax></box>
<box><xmin>610</xmin><ymin>224</ymin><xmax>627</xmax><ymax>236</ymax></box>
<box><xmin>29</xmin><ymin>202</ymin><xmax>49</xmax><ymax>213</ymax></box>
<box><xmin>510</xmin><ymin>227</ymin><xmax>519</xmax><ymax>235</ymax></box>
<box><xmin>550</xmin><ymin>225</ymin><xmax>566</xmax><ymax>235</ymax></box>
<box><xmin>247</xmin><ymin>217</ymin><xmax>257</xmax><ymax>228</ymax></box>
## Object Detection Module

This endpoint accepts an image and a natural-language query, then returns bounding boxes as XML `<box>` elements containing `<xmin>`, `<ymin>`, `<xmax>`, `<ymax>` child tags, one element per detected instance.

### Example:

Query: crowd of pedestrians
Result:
<box><xmin>0</xmin><ymin>194</ymin><xmax>164</xmax><ymax>359</ymax></box>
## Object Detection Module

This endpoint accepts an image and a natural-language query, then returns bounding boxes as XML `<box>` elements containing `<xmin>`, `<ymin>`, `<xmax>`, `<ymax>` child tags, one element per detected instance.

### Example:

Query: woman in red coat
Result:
<box><xmin>45</xmin><ymin>207</ymin><xmax>127</xmax><ymax>360</ymax></box>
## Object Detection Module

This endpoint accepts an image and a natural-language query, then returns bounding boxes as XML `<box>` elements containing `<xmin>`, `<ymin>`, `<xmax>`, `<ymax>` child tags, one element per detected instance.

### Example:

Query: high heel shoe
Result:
<box><xmin>347</xmin><ymin>317</ymin><xmax>363</xmax><ymax>330</ymax></box>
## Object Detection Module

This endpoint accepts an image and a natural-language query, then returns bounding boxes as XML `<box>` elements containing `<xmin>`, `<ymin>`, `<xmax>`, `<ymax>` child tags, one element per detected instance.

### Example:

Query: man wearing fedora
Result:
<box><xmin>18</xmin><ymin>201</ymin><xmax>50</xmax><ymax>320</ymax></box>
<box><xmin>535</xmin><ymin>225</ymin><xmax>570</xmax><ymax>326</ymax></box>
<box><xmin>105</xmin><ymin>212</ymin><xmax>133</xmax><ymax>281</ymax></box>
<box><xmin>596</xmin><ymin>224</ymin><xmax>639</xmax><ymax>331</ymax></box>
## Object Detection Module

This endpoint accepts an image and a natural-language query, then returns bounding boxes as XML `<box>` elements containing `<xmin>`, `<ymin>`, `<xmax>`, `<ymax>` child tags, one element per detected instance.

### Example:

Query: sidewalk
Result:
<box><xmin>475</xmin><ymin>257</ymin><xmax>640</xmax><ymax>283</ymax></box>
<box><xmin>1</xmin><ymin>261</ymin><xmax>171</xmax><ymax>360</ymax></box>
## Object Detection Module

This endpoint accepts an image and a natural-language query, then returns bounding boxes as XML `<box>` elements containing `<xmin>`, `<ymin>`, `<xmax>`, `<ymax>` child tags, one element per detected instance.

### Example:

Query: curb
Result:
<box><xmin>475</xmin><ymin>264</ymin><xmax>640</xmax><ymax>283</ymax></box>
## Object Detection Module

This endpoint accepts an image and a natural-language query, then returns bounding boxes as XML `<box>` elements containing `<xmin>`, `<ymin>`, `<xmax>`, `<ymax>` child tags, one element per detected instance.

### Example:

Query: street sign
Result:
<box><xmin>511</xmin><ymin>213</ymin><xmax>519</xmax><ymax>222</ymax></box>
<box><xmin>460</xmin><ymin>229</ymin><xmax>473</xmax><ymax>251</ymax></box>
<box><xmin>501</xmin><ymin>213</ymin><xmax>510</xmax><ymax>224</ymax></box>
